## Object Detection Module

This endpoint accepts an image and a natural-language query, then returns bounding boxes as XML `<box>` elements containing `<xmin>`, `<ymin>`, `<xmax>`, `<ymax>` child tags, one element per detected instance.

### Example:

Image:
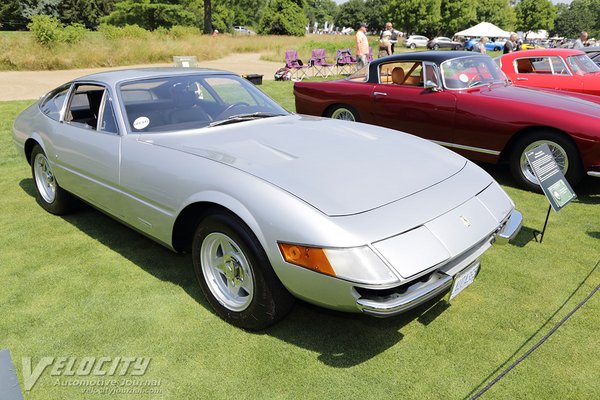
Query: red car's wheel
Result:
<box><xmin>509</xmin><ymin>131</ymin><xmax>583</xmax><ymax>191</ymax></box>
<box><xmin>328</xmin><ymin>105</ymin><xmax>359</xmax><ymax>122</ymax></box>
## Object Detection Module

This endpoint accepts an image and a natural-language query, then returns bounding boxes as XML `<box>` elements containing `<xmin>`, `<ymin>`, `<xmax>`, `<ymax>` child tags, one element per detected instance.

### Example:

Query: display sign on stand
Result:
<box><xmin>525</xmin><ymin>144</ymin><xmax>577</xmax><ymax>243</ymax></box>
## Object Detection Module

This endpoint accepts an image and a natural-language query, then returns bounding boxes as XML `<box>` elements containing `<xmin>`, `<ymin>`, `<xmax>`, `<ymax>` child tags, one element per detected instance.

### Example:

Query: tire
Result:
<box><xmin>509</xmin><ymin>131</ymin><xmax>583</xmax><ymax>192</ymax></box>
<box><xmin>31</xmin><ymin>144</ymin><xmax>76</xmax><ymax>215</ymax></box>
<box><xmin>328</xmin><ymin>105</ymin><xmax>359</xmax><ymax>122</ymax></box>
<box><xmin>454</xmin><ymin>45</ymin><xmax>461</xmax><ymax>50</ymax></box>
<box><xmin>192</xmin><ymin>211</ymin><xmax>293</xmax><ymax>330</ymax></box>
<box><xmin>433</xmin><ymin>44</ymin><xmax>440</xmax><ymax>50</ymax></box>
<box><xmin>410</xmin><ymin>43</ymin><xmax>416</xmax><ymax>49</ymax></box>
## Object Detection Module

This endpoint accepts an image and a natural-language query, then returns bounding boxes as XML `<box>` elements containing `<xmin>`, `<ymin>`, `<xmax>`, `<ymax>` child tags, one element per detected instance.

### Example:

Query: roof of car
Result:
<box><xmin>500</xmin><ymin>48</ymin><xmax>585</xmax><ymax>59</ymax></box>
<box><xmin>71</xmin><ymin>68</ymin><xmax>235</xmax><ymax>86</ymax></box>
<box><xmin>372</xmin><ymin>51</ymin><xmax>479</xmax><ymax>65</ymax></box>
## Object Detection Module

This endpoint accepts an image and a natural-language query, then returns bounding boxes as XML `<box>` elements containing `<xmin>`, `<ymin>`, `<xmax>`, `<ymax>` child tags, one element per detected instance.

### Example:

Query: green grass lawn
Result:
<box><xmin>1</xmin><ymin>84</ymin><xmax>599</xmax><ymax>399</ymax></box>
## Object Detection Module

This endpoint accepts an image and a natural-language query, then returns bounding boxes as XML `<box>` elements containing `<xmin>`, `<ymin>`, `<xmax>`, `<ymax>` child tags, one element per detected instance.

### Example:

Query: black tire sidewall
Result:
<box><xmin>509</xmin><ymin>132</ymin><xmax>583</xmax><ymax>191</ymax></box>
<box><xmin>192</xmin><ymin>212</ymin><xmax>292</xmax><ymax>330</ymax></box>
<box><xmin>30</xmin><ymin>144</ymin><xmax>74</xmax><ymax>215</ymax></box>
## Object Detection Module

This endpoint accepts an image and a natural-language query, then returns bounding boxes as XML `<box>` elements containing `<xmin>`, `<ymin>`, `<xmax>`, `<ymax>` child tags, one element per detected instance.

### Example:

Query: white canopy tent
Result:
<box><xmin>525</xmin><ymin>30</ymin><xmax>548</xmax><ymax>40</ymax></box>
<box><xmin>454</xmin><ymin>22</ymin><xmax>511</xmax><ymax>38</ymax></box>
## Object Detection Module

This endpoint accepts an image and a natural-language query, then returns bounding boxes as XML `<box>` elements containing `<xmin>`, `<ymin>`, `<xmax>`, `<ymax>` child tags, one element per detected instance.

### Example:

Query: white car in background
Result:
<box><xmin>405</xmin><ymin>35</ymin><xmax>430</xmax><ymax>49</ymax></box>
<box><xmin>233</xmin><ymin>26</ymin><xmax>255</xmax><ymax>35</ymax></box>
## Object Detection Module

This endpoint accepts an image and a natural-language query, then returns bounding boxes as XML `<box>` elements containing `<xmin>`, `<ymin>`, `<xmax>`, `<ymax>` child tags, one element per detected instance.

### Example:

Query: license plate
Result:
<box><xmin>449</xmin><ymin>263</ymin><xmax>479</xmax><ymax>301</ymax></box>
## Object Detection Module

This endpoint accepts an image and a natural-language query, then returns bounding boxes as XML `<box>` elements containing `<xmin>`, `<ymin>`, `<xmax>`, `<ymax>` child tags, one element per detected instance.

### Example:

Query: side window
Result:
<box><xmin>423</xmin><ymin>63</ymin><xmax>440</xmax><ymax>86</ymax></box>
<box><xmin>99</xmin><ymin>93</ymin><xmax>119</xmax><ymax>134</ymax></box>
<box><xmin>379</xmin><ymin>62</ymin><xmax>424</xmax><ymax>87</ymax></box>
<box><xmin>549</xmin><ymin>57</ymin><xmax>569</xmax><ymax>75</ymax></box>
<box><xmin>65</xmin><ymin>84</ymin><xmax>105</xmax><ymax>130</ymax></box>
<box><xmin>40</xmin><ymin>85</ymin><xmax>71</xmax><ymax>121</ymax></box>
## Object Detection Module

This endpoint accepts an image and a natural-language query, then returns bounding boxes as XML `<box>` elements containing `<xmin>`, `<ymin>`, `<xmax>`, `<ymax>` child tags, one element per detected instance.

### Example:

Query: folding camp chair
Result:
<box><xmin>285</xmin><ymin>50</ymin><xmax>309</xmax><ymax>81</ymax></box>
<box><xmin>335</xmin><ymin>49</ymin><xmax>357</xmax><ymax>75</ymax></box>
<box><xmin>308</xmin><ymin>49</ymin><xmax>335</xmax><ymax>78</ymax></box>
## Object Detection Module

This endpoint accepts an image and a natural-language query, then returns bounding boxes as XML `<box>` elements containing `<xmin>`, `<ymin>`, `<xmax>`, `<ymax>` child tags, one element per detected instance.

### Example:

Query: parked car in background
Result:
<box><xmin>13</xmin><ymin>68</ymin><xmax>523</xmax><ymax>329</ymax></box>
<box><xmin>233</xmin><ymin>26</ymin><xmax>255</xmax><ymax>35</ymax></box>
<box><xmin>485</xmin><ymin>40</ymin><xmax>506</xmax><ymax>52</ymax></box>
<box><xmin>405</xmin><ymin>35</ymin><xmax>429</xmax><ymax>49</ymax></box>
<box><xmin>498</xmin><ymin>49</ymin><xmax>600</xmax><ymax>96</ymax></box>
<box><xmin>427</xmin><ymin>37</ymin><xmax>463</xmax><ymax>50</ymax></box>
<box><xmin>520</xmin><ymin>42</ymin><xmax>544</xmax><ymax>50</ymax></box>
<box><xmin>582</xmin><ymin>46</ymin><xmax>600</xmax><ymax>67</ymax></box>
<box><xmin>294</xmin><ymin>52</ymin><xmax>600</xmax><ymax>190</ymax></box>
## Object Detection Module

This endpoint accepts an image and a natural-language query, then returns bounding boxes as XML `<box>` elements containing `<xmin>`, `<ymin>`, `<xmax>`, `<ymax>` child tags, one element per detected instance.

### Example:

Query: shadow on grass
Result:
<box><xmin>19</xmin><ymin>178</ymin><xmax>450</xmax><ymax>368</ymax></box>
<box><xmin>588</xmin><ymin>231</ymin><xmax>600</xmax><ymax>240</ymax></box>
<box><xmin>463</xmin><ymin>258</ymin><xmax>600</xmax><ymax>399</ymax></box>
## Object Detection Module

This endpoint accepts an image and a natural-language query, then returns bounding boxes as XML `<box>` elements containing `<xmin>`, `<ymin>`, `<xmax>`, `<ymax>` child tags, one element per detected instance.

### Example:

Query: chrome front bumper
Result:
<box><xmin>356</xmin><ymin>272</ymin><xmax>453</xmax><ymax>317</ymax></box>
<box><xmin>495</xmin><ymin>209</ymin><xmax>523</xmax><ymax>244</ymax></box>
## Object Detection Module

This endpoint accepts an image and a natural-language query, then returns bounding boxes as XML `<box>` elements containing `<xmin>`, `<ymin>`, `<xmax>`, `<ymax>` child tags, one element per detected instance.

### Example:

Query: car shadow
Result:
<box><xmin>19</xmin><ymin>178</ymin><xmax>451</xmax><ymax>368</ymax></box>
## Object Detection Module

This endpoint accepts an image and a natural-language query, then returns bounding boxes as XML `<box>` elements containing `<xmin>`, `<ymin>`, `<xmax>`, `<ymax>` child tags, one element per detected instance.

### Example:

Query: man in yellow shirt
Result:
<box><xmin>356</xmin><ymin>23</ymin><xmax>369</xmax><ymax>69</ymax></box>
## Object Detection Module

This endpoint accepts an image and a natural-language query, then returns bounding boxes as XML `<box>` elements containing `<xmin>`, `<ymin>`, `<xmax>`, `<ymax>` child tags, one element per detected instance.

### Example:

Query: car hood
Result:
<box><xmin>141</xmin><ymin>115</ymin><xmax>467</xmax><ymax>216</ymax></box>
<box><xmin>481</xmin><ymin>84</ymin><xmax>600</xmax><ymax>114</ymax></box>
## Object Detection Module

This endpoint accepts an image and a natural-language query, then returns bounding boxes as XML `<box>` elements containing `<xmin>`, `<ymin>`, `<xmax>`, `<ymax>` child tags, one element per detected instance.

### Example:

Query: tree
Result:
<box><xmin>335</xmin><ymin>0</ymin><xmax>366</xmax><ymax>30</ymax></box>
<box><xmin>515</xmin><ymin>0</ymin><xmax>555</xmax><ymax>32</ymax></box>
<box><xmin>364</xmin><ymin>0</ymin><xmax>387</xmax><ymax>32</ymax></box>
<box><xmin>0</xmin><ymin>0</ymin><xmax>29</xmax><ymax>30</ymax></box>
<box><xmin>305</xmin><ymin>0</ymin><xmax>338</xmax><ymax>29</ymax></box>
<box><xmin>203</xmin><ymin>0</ymin><xmax>211</xmax><ymax>33</ymax></box>
<box><xmin>386</xmin><ymin>0</ymin><xmax>441</xmax><ymax>37</ymax></box>
<box><xmin>104</xmin><ymin>0</ymin><xmax>199</xmax><ymax>30</ymax></box>
<box><xmin>440</xmin><ymin>0</ymin><xmax>477</xmax><ymax>36</ymax></box>
<box><xmin>553</xmin><ymin>0</ymin><xmax>600</xmax><ymax>38</ymax></box>
<box><xmin>475</xmin><ymin>0</ymin><xmax>515</xmax><ymax>31</ymax></box>
<box><xmin>258</xmin><ymin>0</ymin><xmax>307</xmax><ymax>36</ymax></box>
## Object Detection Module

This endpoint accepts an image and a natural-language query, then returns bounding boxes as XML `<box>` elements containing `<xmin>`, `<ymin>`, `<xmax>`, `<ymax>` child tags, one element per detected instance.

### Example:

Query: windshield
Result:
<box><xmin>119</xmin><ymin>74</ymin><xmax>287</xmax><ymax>133</ymax></box>
<box><xmin>567</xmin><ymin>54</ymin><xmax>600</xmax><ymax>75</ymax></box>
<box><xmin>347</xmin><ymin>65</ymin><xmax>369</xmax><ymax>82</ymax></box>
<box><xmin>441</xmin><ymin>56</ymin><xmax>507</xmax><ymax>90</ymax></box>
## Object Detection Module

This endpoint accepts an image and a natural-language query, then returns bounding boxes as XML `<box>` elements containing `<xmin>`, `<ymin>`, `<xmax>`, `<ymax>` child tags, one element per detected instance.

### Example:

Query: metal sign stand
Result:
<box><xmin>533</xmin><ymin>204</ymin><xmax>552</xmax><ymax>243</ymax></box>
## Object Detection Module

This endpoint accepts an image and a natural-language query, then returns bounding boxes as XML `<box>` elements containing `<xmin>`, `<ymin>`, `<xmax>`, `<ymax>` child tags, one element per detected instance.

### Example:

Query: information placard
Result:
<box><xmin>525</xmin><ymin>144</ymin><xmax>577</xmax><ymax>212</ymax></box>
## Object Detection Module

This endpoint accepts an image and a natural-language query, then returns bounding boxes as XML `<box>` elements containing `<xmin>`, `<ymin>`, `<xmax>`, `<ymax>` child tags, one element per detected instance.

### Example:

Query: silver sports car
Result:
<box><xmin>12</xmin><ymin>68</ymin><xmax>522</xmax><ymax>329</ymax></box>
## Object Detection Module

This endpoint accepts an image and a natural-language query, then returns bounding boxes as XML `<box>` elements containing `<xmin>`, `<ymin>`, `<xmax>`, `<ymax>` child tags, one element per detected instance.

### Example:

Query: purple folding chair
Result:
<box><xmin>285</xmin><ymin>50</ymin><xmax>309</xmax><ymax>81</ymax></box>
<box><xmin>308</xmin><ymin>48</ymin><xmax>335</xmax><ymax>77</ymax></box>
<box><xmin>335</xmin><ymin>48</ymin><xmax>357</xmax><ymax>75</ymax></box>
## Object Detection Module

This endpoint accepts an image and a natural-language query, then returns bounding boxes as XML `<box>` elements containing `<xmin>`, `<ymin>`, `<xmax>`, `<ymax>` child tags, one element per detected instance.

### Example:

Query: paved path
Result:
<box><xmin>0</xmin><ymin>53</ymin><xmax>283</xmax><ymax>101</ymax></box>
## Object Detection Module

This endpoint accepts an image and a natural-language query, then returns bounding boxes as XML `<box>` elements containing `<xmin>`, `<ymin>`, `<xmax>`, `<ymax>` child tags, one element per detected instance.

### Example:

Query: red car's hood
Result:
<box><xmin>477</xmin><ymin>84</ymin><xmax>600</xmax><ymax>115</ymax></box>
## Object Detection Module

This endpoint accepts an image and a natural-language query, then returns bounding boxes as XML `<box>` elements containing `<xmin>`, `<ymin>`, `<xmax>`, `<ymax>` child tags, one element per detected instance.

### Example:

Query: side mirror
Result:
<box><xmin>424</xmin><ymin>80</ymin><xmax>442</xmax><ymax>92</ymax></box>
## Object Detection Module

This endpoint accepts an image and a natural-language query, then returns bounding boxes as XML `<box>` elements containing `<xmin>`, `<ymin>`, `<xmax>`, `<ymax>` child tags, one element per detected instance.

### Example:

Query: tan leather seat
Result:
<box><xmin>392</xmin><ymin>67</ymin><xmax>405</xmax><ymax>84</ymax></box>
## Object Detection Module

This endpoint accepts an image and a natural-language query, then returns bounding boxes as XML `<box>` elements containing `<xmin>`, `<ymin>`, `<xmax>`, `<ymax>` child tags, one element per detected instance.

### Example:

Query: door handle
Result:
<box><xmin>373</xmin><ymin>91</ymin><xmax>388</xmax><ymax>96</ymax></box>
<box><xmin>516</xmin><ymin>77</ymin><xmax>528</xmax><ymax>81</ymax></box>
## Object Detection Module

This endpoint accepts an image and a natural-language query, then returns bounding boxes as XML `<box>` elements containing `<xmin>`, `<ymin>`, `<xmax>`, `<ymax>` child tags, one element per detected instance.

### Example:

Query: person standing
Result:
<box><xmin>573</xmin><ymin>31</ymin><xmax>589</xmax><ymax>49</ymax></box>
<box><xmin>473</xmin><ymin>37</ymin><xmax>487</xmax><ymax>54</ymax></box>
<box><xmin>503</xmin><ymin>33</ymin><xmax>518</xmax><ymax>54</ymax></box>
<box><xmin>356</xmin><ymin>23</ymin><xmax>369</xmax><ymax>69</ymax></box>
<box><xmin>379</xmin><ymin>30</ymin><xmax>393</xmax><ymax>57</ymax></box>
<box><xmin>381</xmin><ymin>22</ymin><xmax>400</xmax><ymax>53</ymax></box>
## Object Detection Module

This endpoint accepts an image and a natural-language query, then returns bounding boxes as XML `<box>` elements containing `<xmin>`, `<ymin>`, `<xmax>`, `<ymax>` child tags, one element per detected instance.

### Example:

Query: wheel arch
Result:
<box><xmin>24</xmin><ymin>137</ymin><xmax>45</xmax><ymax>165</ymax></box>
<box><xmin>499</xmin><ymin>125</ymin><xmax>579</xmax><ymax>164</ymax></box>
<box><xmin>172</xmin><ymin>196</ymin><xmax>264</xmax><ymax>254</ymax></box>
<box><xmin>323</xmin><ymin>103</ymin><xmax>360</xmax><ymax>121</ymax></box>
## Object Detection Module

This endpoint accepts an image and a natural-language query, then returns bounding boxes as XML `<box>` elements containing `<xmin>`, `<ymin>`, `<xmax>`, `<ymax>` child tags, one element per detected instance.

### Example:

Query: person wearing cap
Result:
<box><xmin>379</xmin><ymin>30</ymin><xmax>392</xmax><ymax>57</ymax></box>
<box><xmin>356</xmin><ymin>22</ymin><xmax>369</xmax><ymax>69</ymax></box>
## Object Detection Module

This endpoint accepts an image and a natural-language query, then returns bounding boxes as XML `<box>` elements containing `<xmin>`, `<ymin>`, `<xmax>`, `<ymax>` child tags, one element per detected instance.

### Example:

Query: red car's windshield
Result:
<box><xmin>441</xmin><ymin>56</ymin><xmax>507</xmax><ymax>90</ymax></box>
<box><xmin>567</xmin><ymin>54</ymin><xmax>600</xmax><ymax>75</ymax></box>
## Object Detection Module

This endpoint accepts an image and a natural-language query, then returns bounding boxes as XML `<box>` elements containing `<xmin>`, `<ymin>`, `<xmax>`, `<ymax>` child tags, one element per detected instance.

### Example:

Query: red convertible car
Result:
<box><xmin>498</xmin><ymin>49</ymin><xmax>600</xmax><ymax>96</ymax></box>
<box><xmin>294</xmin><ymin>52</ymin><xmax>600</xmax><ymax>191</ymax></box>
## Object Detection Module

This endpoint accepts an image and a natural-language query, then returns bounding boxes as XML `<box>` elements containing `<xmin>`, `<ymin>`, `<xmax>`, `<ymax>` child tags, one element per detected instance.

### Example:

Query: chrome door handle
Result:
<box><xmin>374</xmin><ymin>92</ymin><xmax>388</xmax><ymax>96</ymax></box>
<box><xmin>516</xmin><ymin>77</ymin><xmax>528</xmax><ymax>81</ymax></box>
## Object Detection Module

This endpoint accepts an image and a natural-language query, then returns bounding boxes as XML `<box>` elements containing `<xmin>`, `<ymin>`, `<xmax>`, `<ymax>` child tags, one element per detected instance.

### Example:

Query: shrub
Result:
<box><xmin>62</xmin><ymin>23</ymin><xmax>88</xmax><ymax>44</ymax></box>
<box><xmin>169</xmin><ymin>25</ymin><xmax>200</xmax><ymax>38</ymax></box>
<box><xmin>258</xmin><ymin>0</ymin><xmax>307</xmax><ymax>37</ymax></box>
<box><xmin>27</xmin><ymin>15</ymin><xmax>63</xmax><ymax>46</ymax></box>
<box><xmin>98</xmin><ymin>23</ymin><xmax>150</xmax><ymax>40</ymax></box>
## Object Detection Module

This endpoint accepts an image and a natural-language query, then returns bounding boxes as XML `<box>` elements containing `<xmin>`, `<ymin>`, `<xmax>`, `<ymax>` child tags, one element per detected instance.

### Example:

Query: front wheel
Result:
<box><xmin>433</xmin><ymin>44</ymin><xmax>440</xmax><ymax>50</ymax></box>
<box><xmin>454</xmin><ymin>45</ymin><xmax>461</xmax><ymax>50</ymax></box>
<box><xmin>409</xmin><ymin>43</ymin><xmax>416</xmax><ymax>49</ymax></box>
<box><xmin>192</xmin><ymin>212</ymin><xmax>293</xmax><ymax>330</ymax></box>
<box><xmin>509</xmin><ymin>131</ymin><xmax>583</xmax><ymax>191</ymax></box>
<box><xmin>31</xmin><ymin>144</ymin><xmax>76</xmax><ymax>215</ymax></box>
<box><xmin>328</xmin><ymin>105</ymin><xmax>358</xmax><ymax>122</ymax></box>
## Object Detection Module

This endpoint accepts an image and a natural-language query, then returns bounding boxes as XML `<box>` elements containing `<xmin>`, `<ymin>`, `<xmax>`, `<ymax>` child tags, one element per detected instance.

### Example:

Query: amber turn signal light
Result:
<box><xmin>278</xmin><ymin>243</ymin><xmax>336</xmax><ymax>277</ymax></box>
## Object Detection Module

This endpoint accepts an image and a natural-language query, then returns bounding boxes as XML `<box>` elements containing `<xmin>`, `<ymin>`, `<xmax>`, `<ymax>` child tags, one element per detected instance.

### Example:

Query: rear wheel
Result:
<box><xmin>509</xmin><ymin>131</ymin><xmax>582</xmax><ymax>191</ymax></box>
<box><xmin>410</xmin><ymin>43</ymin><xmax>416</xmax><ymax>49</ymax></box>
<box><xmin>454</xmin><ymin>45</ymin><xmax>461</xmax><ymax>50</ymax></box>
<box><xmin>433</xmin><ymin>44</ymin><xmax>440</xmax><ymax>50</ymax></box>
<box><xmin>328</xmin><ymin>105</ymin><xmax>358</xmax><ymax>122</ymax></box>
<box><xmin>31</xmin><ymin>144</ymin><xmax>76</xmax><ymax>215</ymax></box>
<box><xmin>192</xmin><ymin>211</ymin><xmax>293</xmax><ymax>330</ymax></box>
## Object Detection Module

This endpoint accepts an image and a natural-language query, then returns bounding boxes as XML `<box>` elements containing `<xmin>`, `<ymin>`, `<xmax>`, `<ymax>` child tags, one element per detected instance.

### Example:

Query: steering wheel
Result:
<box><xmin>216</xmin><ymin>102</ymin><xmax>250</xmax><ymax>119</ymax></box>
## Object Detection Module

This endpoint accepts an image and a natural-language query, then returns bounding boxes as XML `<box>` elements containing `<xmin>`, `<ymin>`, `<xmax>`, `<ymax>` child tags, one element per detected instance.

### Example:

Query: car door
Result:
<box><xmin>512</xmin><ymin>56</ymin><xmax>583</xmax><ymax>93</ymax></box>
<box><xmin>51</xmin><ymin>83</ymin><xmax>123</xmax><ymax>215</ymax></box>
<box><xmin>370</xmin><ymin>61</ymin><xmax>456</xmax><ymax>143</ymax></box>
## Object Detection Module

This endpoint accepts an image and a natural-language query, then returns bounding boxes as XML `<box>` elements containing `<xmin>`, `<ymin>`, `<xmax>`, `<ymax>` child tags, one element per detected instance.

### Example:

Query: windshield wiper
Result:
<box><xmin>209</xmin><ymin>112</ymin><xmax>285</xmax><ymax>127</ymax></box>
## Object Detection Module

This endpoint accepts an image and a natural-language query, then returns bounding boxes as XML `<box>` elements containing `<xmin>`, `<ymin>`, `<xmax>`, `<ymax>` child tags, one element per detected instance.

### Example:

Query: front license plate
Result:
<box><xmin>449</xmin><ymin>263</ymin><xmax>479</xmax><ymax>301</ymax></box>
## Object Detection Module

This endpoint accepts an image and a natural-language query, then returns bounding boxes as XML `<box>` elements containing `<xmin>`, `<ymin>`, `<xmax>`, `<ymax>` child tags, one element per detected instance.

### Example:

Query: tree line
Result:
<box><xmin>1</xmin><ymin>0</ymin><xmax>598</xmax><ymax>38</ymax></box>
